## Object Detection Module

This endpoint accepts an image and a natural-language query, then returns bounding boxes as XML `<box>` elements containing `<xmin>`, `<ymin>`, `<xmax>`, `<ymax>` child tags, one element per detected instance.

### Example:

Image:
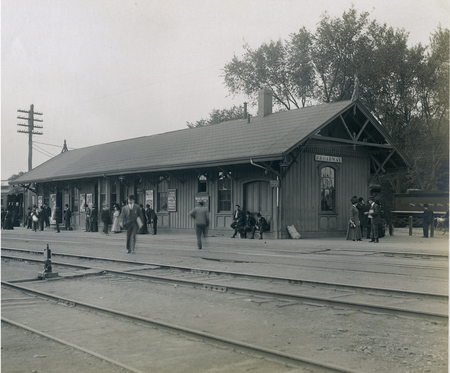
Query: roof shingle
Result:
<box><xmin>13</xmin><ymin>100</ymin><xmax>353</xmax><ymax>183</ymax></box>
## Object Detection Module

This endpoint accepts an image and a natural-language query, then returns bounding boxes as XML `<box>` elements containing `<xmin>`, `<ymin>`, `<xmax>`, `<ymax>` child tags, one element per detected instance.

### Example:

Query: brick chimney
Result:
<box><xmin>258</xmin><ymin>87</ymin><xmax>272</xmax><ymax>117</ymax></box>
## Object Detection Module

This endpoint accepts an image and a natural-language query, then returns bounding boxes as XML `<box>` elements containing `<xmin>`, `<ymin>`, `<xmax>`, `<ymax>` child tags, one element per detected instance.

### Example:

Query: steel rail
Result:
<box><xmin>1</xmin><ymin>317</ymin><xmax>146</xmax><ymax>373</ymax></box>
<box><xmin>2</xmin><ymin>248</ymin><xmax>447</xmax><ymax>300</ymax></box>
<box><xmin>2</xmin><ymin>253</ymin><xmax>448</xmax><ymax>321</ymax></box>
<box><xmin>2</xmin><ymin>281</ymin><xmax>362</xmax><ymax>373</ymax></box>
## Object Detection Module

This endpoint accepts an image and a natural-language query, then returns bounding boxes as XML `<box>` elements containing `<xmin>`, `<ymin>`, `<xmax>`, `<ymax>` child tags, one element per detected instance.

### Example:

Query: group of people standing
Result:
<box><xmin>1</xmin><ymin>207</ymin><xmax>16</xmax><ymax>230</ymax></box>
<box><xmin>83</xmin><ymin>200</ymin><xmax>158</xmax><ymax>238</ymax></box>
<box><xmin>346</xmin><ymin>196</ymin><xmax>384</xmax><ymax>243</ymax></box>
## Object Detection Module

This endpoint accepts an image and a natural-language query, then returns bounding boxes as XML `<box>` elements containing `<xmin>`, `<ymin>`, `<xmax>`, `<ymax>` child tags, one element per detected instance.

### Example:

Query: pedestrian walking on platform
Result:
<box><xmin>189</xmin><ymin>200</ymin><xmax>209</xmax><ymax>249</ymax></box>
<box><xmin>119</xmin><ymin>195</ymin><xmax>144</xmax><ymax>253</ymax></box>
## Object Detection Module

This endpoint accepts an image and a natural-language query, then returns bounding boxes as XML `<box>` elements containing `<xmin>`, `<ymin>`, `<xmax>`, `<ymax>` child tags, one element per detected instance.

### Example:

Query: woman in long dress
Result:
<box><xmin>346</xmin><ymin>197</ymin><xmax>362</xmax><ymax>241</ymax></box>
<box><xmin>111</xmin><ymin>205</ymin><xmax>121</xmax><ymax>233</ymax></box>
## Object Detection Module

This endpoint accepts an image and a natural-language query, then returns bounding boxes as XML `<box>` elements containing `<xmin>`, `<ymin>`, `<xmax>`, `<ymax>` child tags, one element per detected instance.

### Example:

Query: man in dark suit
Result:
<box><xmin>145</xmin><ymin>204</ymin><xmax>158</xmax><ymax>235</ymax></box>
<box><xmin>63</xmin><ymin>204</ymin><xmax>72</xmax><ymax>230</ymax></box>
<box><xmin>119</xmin><ymin>195</ymin><xmax>144</xmax><ymax>253</ymax></box>
<box><xmin>230</xmin><ymin>204</ymin><xmax>244</xmax><ymax>238</ymax></box>
<box><xmin>369</xmin><ymin>199</ymin><xmax>382</xmax><ymax>243</ymax></box>
<box><xmin>422</xmin><ymin>203</ymin><xmax>434</xmax><ymax>238</ymax></box>
<box><xmin>256</xmin><ymin>213</ymin><xmax>270</xmax><ymax>240</ymax></box>
<box><xmin>241</xmin><ymin>211</ymin><xmax>256</xmax><ymax>239</ymax></box>
<box><xmin>356</xmin><ymin>197</ymin><xmax>365</xmax><ymax>238</ymax></box>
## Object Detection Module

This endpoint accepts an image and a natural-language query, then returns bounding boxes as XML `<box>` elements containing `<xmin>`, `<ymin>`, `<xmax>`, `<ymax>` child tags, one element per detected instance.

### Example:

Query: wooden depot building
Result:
<box><xmin>11</xmin><ymin>88</ymin><xmax>409</xmax><ymax>238</ymax></box>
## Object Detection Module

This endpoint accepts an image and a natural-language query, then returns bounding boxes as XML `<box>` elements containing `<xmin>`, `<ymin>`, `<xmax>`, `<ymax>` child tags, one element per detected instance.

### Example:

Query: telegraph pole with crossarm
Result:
<box><xmin>17</xmin><ymin>104</ymin><xmax>43</xmax><ymax>171</ymax></box>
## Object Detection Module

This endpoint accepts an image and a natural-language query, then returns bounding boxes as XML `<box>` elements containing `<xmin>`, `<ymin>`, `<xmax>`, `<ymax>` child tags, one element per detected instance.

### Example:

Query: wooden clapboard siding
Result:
<box><xmin>281</xmin><ymin>146</ymin><xmax>370</xmax><ymax>236</ymax></box>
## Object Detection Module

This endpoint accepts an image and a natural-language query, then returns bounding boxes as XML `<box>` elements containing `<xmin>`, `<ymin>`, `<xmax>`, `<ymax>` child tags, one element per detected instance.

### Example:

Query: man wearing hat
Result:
<box><xmin>241</xmin><ymin>211</ymin><xmax>256</xmax><ymax>239</ymax></box>
<box><xmin>422</xmin><ymin>203</ymin><xmax>433</xmax><ymax>238</ymax></box>
<box><xmin>119</xmin><ymin>195</ymin><xmax>144</xmax><ymax>253</ymax></box>
<box><xmin>230</xmin><ymin>204</ymin><xmax>244</xmax><ymax>238</ymax></box>
<box><xmin>368</xmin><ymin>198</ymin><xmax>381</xmax><ymax>243</ymax></box>
<box><xmin>356</xmin><ymin>197</ymin><xmax>366</xmax><ymax>237</ymax></box>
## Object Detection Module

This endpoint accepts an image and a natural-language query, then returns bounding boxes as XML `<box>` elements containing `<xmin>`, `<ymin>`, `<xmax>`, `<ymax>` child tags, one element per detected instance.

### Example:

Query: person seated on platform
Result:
<box><xmin>230</xmin><ymin>204</ymin><xmax>245</xmax><ymax>238</ymax></box>
<box><xmin>255</xmin><ymin>213</ymin><xmax>270</xmax><ymax>240</ymax></box>
<box><xmin>240</xmin><ymin>211</ymin><xmax>256</xmax><ymax>239</ymax></box>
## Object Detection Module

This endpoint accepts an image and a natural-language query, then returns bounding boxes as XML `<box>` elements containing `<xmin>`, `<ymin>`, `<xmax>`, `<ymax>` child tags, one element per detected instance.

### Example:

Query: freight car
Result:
<box><xmin>391</xmin><ymin>190</ymin><xmax>449</xmax><ymax>227</ymax></box>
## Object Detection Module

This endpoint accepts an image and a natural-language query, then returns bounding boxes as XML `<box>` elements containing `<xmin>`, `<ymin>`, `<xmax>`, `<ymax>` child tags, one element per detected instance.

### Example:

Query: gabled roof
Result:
<box><xmin>11</xmin><ymin>100</ymin><xmax>408</xmax><ymax>184</ymax></box>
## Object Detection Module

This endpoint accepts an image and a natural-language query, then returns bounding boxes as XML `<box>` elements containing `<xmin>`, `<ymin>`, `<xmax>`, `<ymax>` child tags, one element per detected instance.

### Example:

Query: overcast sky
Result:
<box><xmin>2</xmin><ymin>0</ymin><xmax>449</xmax><ymax>179</ymax></box>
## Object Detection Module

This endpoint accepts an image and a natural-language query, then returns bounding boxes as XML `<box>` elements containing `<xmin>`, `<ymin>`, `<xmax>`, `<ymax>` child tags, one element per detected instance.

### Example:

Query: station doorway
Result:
<box><xmin>244</xmin><ymin>181</ymin><xmax>273</xmax><ymax>227</ymax></box>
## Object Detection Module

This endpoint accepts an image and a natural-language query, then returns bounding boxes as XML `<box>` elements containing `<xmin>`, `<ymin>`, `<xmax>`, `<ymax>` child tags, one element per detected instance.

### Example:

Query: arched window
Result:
<box><xmin>320</xmin><ymin>166</ymin><xmax>335</xmax><ymax>212</ymax></box>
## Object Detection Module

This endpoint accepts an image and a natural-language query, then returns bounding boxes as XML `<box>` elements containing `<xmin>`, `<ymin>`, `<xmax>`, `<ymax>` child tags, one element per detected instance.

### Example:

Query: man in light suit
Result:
<box><xmin>119</xmin><ymin>195</ymin><xmax>144</xmax><ymax>253</ymax></box>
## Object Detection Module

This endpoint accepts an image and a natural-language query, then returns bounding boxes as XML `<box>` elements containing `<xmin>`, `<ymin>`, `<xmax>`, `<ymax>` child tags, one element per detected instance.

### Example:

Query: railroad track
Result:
<box><xmin>2</xmin><ymin>247</ymin><xmax>448</xmax><ymax>321</ymax></box>
<box><xmin>2</xmin><ymin>281</ymin><xmax>359</xmax><ymax>373</ymax></box>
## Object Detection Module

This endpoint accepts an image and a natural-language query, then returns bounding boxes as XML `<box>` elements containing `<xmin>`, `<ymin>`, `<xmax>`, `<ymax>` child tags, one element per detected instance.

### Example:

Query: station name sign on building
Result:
<box><xmin>315</xmin><ymin>155</ymin><xmax>342</xmax><ymax>163</ymax></box>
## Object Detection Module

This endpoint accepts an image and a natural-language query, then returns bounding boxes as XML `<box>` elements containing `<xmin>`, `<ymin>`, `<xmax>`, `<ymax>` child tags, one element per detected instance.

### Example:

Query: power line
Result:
<box><xmin>32</xmin><ymin>146</ymin><xmax>53</xmax><ymax>158</ymax></box>
<box><xmin>34</xmin><ymin>140</ymin><xmax>77</xmax><ymax>150</ymax></box>
<box><xmin>33</xmin><ymin>144</ymin><xmax>56</xmax><ymax>157</ymax></box>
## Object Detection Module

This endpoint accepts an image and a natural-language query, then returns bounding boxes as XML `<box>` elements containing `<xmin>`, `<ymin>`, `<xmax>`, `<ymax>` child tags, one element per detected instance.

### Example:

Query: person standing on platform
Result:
<box><xmin>364</xmin><ymin>197</ymin><xmax>373</xmax><ymax>239</ymax></box>
<box><xmin>138</xmin><ymin>204</ymin><xmax>148</xmax><ymax>234</ymax></box>
<box><xmin>346</xmin><ymin>197</ymin><xmax>362</xmax><ymax>241</ymax></box>
<box><xmin>422</xmin><ymin>203</ymin><xmax>434</xmax><ymax>238</ymax></box>
<box><xmin>39</xmin><ymin>206</ymin><xmax>46</xmax><ymax>231</ymax></box>
<box><xmin>84</xmin><ymin>204</ymin><xmax>91</xmax><ymax>232</ymax></box>
<box><xmin>63</xmin><ymin>204</ymin><xmax>72</xmax><ymax>230</ymax></box>
<box><xmin>101</xmin><ymin>205</ymin><xmax>111</xmax><ymax>235</ymax></box>
<box><xmin>52</xmin><ymin>205</ymin><xmax>61</xmax><ymax>233</ymax></box>
<box><xmin>44</xmin><ymin>204</ymin><xmax>51</xmax><ymax>227</ymax></box>
<box><xmin>146</xmin><ymin>204</ymin><xmax>158</xmax><ymax>235</ymax></box>
<box><xmin>119</xmin><ymin>195</ymin><xmax>144</xmax><ymax>254</ymax></box>
<box><xmin>31</xmin><ymin>206</ymin><xmax>39</xmax><ymax>232</ymax></box>
<box><xmin>357</xmin><ymin>197</ymin><xmax>365</xmax><ymax>238</ymax></box>
<box><xmin>189</xmin><ymin>200</ymin><xmax>209</xmax><ymax>250</ymax></box>
<box><xmin>111</xmin><ymin>205</ymin><xmax>121</xmax><ymax>233</ymax></box>
<box><xmin>90</xmin><ymin>204</ymin><xmax>98</xmax><ymax>232</ymax></box>
<box><xmin>369</xmin><ymin>199</ymin><xmax>381</xmax><ymax>243</ymax></box>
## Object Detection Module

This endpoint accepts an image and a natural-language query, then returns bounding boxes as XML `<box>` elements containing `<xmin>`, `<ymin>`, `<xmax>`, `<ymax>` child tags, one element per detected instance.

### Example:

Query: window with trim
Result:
<box><xmin>100</xmin><ymin>179</ymin><xmax>107</xmax><ymax>209</ymax></box>
<box><xmin>111</xmin><ymin>182</ymin><xmax>117</xmax><ymax>206</ymax></box>
<box><xmin>218</xmin><ymin>172</ymin><xmax>232</xmax><ymax>212</ymax></box>
<box><xmin>158</xmin><ymin>178</ymin><xmax>168</xmax><ymax>212</ymax></box>
<box><xmin>72</xmin><ymin>187</ymin><xmax>79</xmax><ymax>213</ymax></box>
<box><xmin>198</xmin><ymin>175</ymin><xmax>207</xmax><ymax>193</ymax></box>
<box><xmin>320</xmin><ymin>166</ymin><xmax>335</xmax><ymax>212</ymax></box>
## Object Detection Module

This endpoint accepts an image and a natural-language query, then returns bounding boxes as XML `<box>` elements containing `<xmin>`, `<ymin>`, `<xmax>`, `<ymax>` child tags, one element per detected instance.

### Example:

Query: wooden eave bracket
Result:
<box><xmin>218</xmin><ymin>167</ymin><xmax>237</xmax><ymax>181</ymax></box>
<box><xmin>195</xmin><ymin>169</ymin><xmax>214</xmax><ymax>182</ymax></box>
<box><xmin>370</xmin><ymin>149</ymin><xmax>396</xmax><ymax>181</ymax></box>
<box><xmin>18</xmin><ymin>183</ymin><xmax>37</xmax><ymax>194</ymax></box>
<box><xmin>137</xmin><ymin>174</ymin><xmax>156</xmax><ymax>187</ymax></box>
<box><xmin>165</xmin><ymin>172</ymin><xmax>185</xmax><ymax>184</ymax></box>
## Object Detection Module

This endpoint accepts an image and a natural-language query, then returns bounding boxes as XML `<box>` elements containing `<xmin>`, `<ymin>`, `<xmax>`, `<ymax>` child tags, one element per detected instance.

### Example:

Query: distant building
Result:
<box><xmin>11</xmin><ymin>89</ymin><xmax>409</xmax><ymax>238</ymax></box>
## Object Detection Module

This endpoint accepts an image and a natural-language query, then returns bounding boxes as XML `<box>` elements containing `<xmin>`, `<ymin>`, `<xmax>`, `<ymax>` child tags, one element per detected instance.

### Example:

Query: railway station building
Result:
<box><xmin>11</xmin><ymin>88</ymin><xmax>409</xmax><ymax>238</ymax></box>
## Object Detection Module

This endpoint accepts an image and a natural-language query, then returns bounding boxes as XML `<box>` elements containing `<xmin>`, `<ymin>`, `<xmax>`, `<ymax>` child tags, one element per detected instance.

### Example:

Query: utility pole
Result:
<box><xmin>17</xmin><ymin>104</ymin><xmax>43</xmax><ymax>171</ymax></box>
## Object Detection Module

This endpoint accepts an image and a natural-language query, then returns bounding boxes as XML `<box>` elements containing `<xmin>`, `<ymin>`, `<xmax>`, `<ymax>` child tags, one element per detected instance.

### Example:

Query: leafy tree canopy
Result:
<box><xmin>8</xmin><ymin>172</ymin><xmax>25</xmax><ymax>181</ymax></box>
<box><xmin>186</xmin><ymin>105</ymin><xmax>247</xmax><ymax>128</ymax></box>
<box><xmin>192</xmin><ymin>7</ymin><xmax>449</xmax><ymax>191</ymax></box>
